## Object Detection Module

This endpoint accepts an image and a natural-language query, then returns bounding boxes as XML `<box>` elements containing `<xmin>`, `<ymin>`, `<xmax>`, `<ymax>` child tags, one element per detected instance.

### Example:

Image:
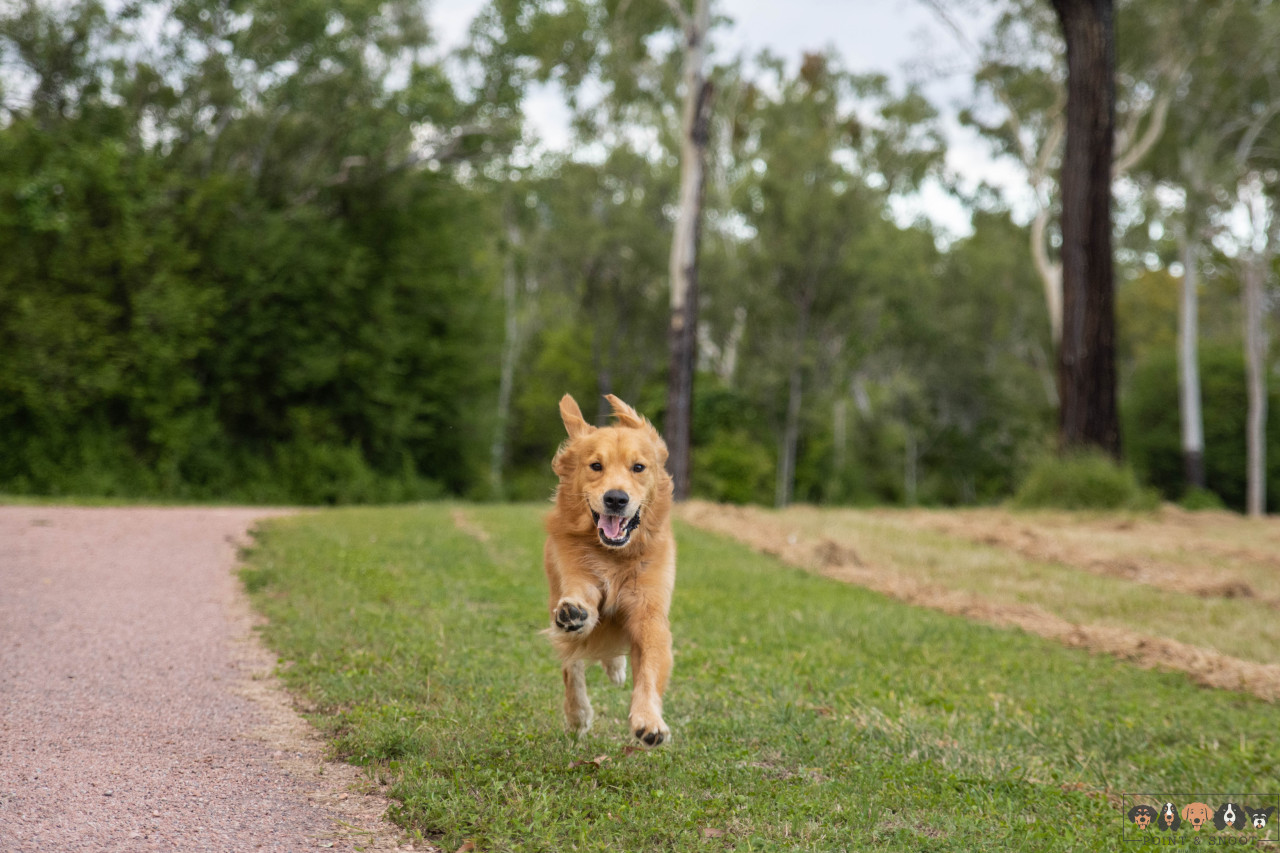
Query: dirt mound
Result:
<box><xmin>678</xmin><ymin>502</ymin><xmax>1280</xmax><ymax>703</ymax></box>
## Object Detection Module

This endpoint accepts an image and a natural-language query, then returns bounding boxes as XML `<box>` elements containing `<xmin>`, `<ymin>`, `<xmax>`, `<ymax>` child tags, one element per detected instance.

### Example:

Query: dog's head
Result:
<box><xmin>552</xmin><ymin>394</ymin><xmax>672</xmax><ymax>550</ymax></box>
<box><xmin>1248</xmin><ymin>806</ymin><xmax>1275</xmax><ymax>830</ymax></box>
<box><xmin>1127</xmin><ymin>804</ymin><xmax>1156</xmax><ymax>830</ymax></box>
<box><xmin>1181</xmin><ymin>802</ymin><xmax>1212</xmax><ymax>830</ymax></box>
<box><xmin>1214</xmin><ymin>803</ymin><xmax>1247</xmax><ymax>832</ymax></box>
<box><xmin>1157</xmin><ymin>802</ymin><xmax>1181</xmax><ymax>831</ymax></box>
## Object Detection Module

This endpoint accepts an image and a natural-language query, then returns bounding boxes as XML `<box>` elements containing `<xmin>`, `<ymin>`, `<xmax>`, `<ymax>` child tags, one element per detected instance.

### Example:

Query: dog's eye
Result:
<box><xmin>632</xmin><ymin>463</ymin><xmax>646</xmax><ymax>473</ymax></box>
<box><xmin>590</xmin><ymin>462</ymin><xmax>603</xmax><ymax>471</ymax></box>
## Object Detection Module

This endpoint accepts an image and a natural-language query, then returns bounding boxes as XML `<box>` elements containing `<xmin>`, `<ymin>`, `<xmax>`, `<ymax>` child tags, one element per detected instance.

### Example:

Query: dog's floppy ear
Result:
<box><xmin>604</xmin><ymin>394</ymin><xmax>669</xmax><ymax>465</ymax></box>
<box><xmin>560</xmin><ymin>394</ymin><xmax>594</xmax><ymax>439</ymax></box>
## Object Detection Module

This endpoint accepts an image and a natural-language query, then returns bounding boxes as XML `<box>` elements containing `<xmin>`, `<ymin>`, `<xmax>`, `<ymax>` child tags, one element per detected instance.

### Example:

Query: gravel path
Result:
<box><xmin>0</xmin><ymin>506</ymin><xmax>414</xmax><ymax>852</ymax></box>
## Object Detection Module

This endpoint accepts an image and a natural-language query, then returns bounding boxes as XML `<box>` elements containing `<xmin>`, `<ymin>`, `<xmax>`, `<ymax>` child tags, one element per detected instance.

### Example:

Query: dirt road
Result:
<box><xmin>0</xmin><ymin>506</ymin><xmax>410</xmax><ymax>852</ymax></box>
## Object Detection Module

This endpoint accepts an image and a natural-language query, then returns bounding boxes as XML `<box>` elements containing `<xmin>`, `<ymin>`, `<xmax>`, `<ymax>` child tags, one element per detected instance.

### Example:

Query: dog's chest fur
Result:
<box><xmin>571</xmin><ymin>549</ymin><xmax>657</xmax><ymax>618</ymax></box>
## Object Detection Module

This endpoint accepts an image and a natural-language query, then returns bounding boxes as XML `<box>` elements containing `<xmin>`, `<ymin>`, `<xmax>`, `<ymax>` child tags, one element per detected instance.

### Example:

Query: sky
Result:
<box><xmin>429</xmin><ymin>0</ymin><xmax>1025</xmax><ymax>239</ymax></box>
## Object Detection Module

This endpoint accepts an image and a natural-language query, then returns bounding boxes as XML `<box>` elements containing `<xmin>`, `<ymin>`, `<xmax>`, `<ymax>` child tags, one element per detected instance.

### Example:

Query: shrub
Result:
<box><xmin>1124</xmin><ymin>344</ymin><xmax>1280</xmax><ymax>512</ymax></box>
<box><xmin>1179</xmin><ymin>487</ymin><xmax>1227</xmax><ymax>511</ymax></box>
<box><xmin>692</xmin><ymin>430</ymin><xmax>774</xmax><ymax>505</ymax></box>
<box><xmin>1011</xmin><ymin>451</ymin><xmax>1160</xmax><ymax>511</ymax></box>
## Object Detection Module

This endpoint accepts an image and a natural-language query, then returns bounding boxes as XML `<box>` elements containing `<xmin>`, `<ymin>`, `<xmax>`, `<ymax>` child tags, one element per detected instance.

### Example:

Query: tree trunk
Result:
<box><xmin>1177</xmin><ymin>226</ymin><xmax>1205</xmax><ymax>491</ymax></box>
<box><xmin>1243</xmin><ymin>254</ymin><xmax>1269</xmax><ymax>517</ymax></box>
<box><xmin>776</xmin><ymin>300</ymin><xmax>810</xmax><ymax>509</ymax></box>
<box><xmin>490</xmin><ymin>220</ymin><xmax>523</xmax><ymax>498</ymax></box>
<box><xmin>1050</xmin><ymin>0</ymin><xmax>1120</xmax><ymax>458</ymax></box>
<box><xmin>1030</xmin><ymin>204</ymin><xmax>1064</xmax><ymax>346</ymax></box>
<box><xmin>904</xmin><ymin>430</ymin><xmax>918</xmax><ymax>506</ymax></box>
<box><xmin>664</xmin><ymin>0</ymin><xmax>712</xmax><ymax>502</ymax></box>
<box><xmin>831</xmin><ymin>396</ymin><xmax>848</xmax><ymax>500</ymax></box>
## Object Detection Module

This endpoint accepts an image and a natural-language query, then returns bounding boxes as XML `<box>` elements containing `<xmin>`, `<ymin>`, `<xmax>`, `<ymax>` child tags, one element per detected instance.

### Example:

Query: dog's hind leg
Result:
<box><xmin>602</xmin><ymin>655</ymin><xmax>627</xmax><ymax>687</ymax></box>
<box><xmin>562</xmin><ymin>659</ymin><xmax>593</xmax><ymax>735</ymax></box>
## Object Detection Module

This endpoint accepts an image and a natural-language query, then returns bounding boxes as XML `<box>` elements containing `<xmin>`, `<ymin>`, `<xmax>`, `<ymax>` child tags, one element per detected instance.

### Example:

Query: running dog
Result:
<box><xmin>543</xmin><ymin>394</ymin><xmax>676</xmax><ymax>746</ymax></box>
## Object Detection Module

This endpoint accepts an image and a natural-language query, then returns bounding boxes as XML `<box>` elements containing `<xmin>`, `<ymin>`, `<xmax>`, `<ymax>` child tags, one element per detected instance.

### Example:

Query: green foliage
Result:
<box><xmin>0</xmin><ymin>0</ymin><xmax>499</xmax><ymax>503</ymax></box>
<box><xmin>1179</xmin><ymin>487</ymin><xmax>1227</xmax><ymax>511</ymax></box>
<box><xmin>4</xmin><ymin>0</ymin><xmax>1245</xmax><ymax>511</ymax></box>
<box><xmin>1012</xmin><ymin>451</ymin><xmax>1160</xmax><ymax>511</ymax></box>
<box><xmin>242</xmin><ymin>504</ymin><xmax>1280</xmax><ymax>851</ymax></box>
<box><xmin>690</xmin><ymin>386</ymin><xmax>775</xmax><ymax>504</ymax></box>
<box><xmin>1124</xmin><ymin>345</ymin><xmax>1280</xmax><ymax>512</ymax></box>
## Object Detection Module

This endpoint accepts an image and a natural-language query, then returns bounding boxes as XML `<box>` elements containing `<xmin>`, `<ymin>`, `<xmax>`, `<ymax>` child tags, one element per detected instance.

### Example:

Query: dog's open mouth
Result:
<box><xmin>591</xmin><ymin>509</ymin><xmax>641</xmax><ymax>547</ymax></box>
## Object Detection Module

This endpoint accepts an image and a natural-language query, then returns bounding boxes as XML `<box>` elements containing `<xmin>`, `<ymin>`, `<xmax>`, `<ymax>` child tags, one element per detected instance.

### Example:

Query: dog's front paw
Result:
<box><xmin>554</xmin><ymin>599</ymin><xmax>595</xmax><ymax>634</ymax></box>
<box><xmin>630</xmin><ymin>712</ymin><xmax>670</xmax><ymax>747</ymax></box>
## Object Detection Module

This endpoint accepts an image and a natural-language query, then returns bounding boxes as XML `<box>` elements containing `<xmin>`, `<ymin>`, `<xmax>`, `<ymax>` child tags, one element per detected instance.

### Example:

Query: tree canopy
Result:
<box><xmin>2</xmin><ymin>0</ymin><xmax>1278</xmax><ymax>510</ymax></box>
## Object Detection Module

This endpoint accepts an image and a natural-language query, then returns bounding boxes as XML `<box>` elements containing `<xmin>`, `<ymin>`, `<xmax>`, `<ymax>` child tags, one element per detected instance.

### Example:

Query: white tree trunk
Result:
<box><xmin>667</xmin><ymin>0</ymin><xmax>709</xmax><ymax>321</ymax></box>
<box><xmin>1240</xmin><ymin>178</ymin><xmax>1274</xmax><ymax>517</ymax></box>
<box><xmin>1177</xmin><ymin>229</ymin><xmax>1205</xmax><ymax>490</ymax></box>
<box><xmin>490</xmin><ymin>221</ymin><xmax>524</xmax><ymax>497</ymax></box>
<box><xmin>1030</xmin><ymin>204</ymin><xmax>1064</xmax><ymax>345</ymax></box>
<box><xmin>776</xmin><ymin>302</ymin><xmax>810</xmax><ymax>509</ymax></box>
<box><xmin>662</xmin><ymin>0</ymin><xmax>711</xmax><ymax>501</ymax></box>
<box><xmin>1243</xmin><ymin>257</ymin><xmax>1268</xmax><ymax>517</ymax></box>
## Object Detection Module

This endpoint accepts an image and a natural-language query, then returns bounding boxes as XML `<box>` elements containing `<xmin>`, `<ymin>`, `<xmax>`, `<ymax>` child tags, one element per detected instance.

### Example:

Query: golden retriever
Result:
<box><xmin>543</xmin><ymin>393</ymin><xmax>676</xmax><ymax>746</ymax></box>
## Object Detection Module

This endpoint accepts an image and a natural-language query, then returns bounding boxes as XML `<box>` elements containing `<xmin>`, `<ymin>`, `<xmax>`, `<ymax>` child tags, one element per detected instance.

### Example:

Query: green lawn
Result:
<box><xmin>241</xmin><ymin>503</ymin><xmax>1280</xmax><ymax>851</ymax></box>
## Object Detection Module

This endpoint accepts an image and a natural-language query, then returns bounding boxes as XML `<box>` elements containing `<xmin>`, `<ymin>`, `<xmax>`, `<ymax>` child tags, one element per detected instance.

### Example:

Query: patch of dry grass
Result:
<box><xmin>678</xmin><ymin>502</ymin><xmax>1280</xmax><ymax>698</ymax></box>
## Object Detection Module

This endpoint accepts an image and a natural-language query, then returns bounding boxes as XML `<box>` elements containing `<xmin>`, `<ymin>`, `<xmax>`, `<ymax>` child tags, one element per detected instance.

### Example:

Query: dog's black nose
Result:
<box><xmin>603</xmin><ymin>490</ymin><xmax>629</xmax><ymax>513</ymax></box>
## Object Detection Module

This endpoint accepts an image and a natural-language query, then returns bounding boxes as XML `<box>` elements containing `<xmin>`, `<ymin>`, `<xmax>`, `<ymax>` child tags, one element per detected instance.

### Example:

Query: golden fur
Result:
<box><xmin>543</xmin><ymin>393</ymin><xmax>676</xmax><ymax>746</ymax></box>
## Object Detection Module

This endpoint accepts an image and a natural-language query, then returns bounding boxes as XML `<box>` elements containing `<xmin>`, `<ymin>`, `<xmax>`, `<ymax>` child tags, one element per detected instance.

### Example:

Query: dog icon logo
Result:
<box><xmin>1247</xmin><ymin>805</ymin><xmax>1276</xmax><ymax>830</ymax></box>
<box><xmin>1127</xmin><ymin>804</ymin><xmax>1157</xmax><ymax>829</ymax></box>
<box><xmin>1181</xmin><ymin>802</ymin><xmax>1212</xmax><ymax>831</ymax></box>
<box><xmin>1214</xmin><ymin>802</ymin><xmax>1248</xmax><ymax>831</ymax></box>
<box><xmin>1124</xmin><ymin>793</ymin><xmax>1277</xmax><ymax>841</ymax></box>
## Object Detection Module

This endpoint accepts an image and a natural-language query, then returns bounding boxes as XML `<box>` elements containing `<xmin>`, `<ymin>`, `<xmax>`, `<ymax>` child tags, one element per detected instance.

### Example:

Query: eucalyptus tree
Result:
<box><xmin>1225</xmin><ymin>71</ymin><xmax>1280</xmax><ymax>516</ymax></box>
<box><xmin>1130</xmin><ymin>0</ymin><xmax>1273</xmax><ymax>497</ymax></box>
<box><xmin>461</xmin><ymin>0</ymin><xmax>722</xmax><ymax>498</ymax></box>
<box><xmin>1138</xmin><ymin>0</ymin><xmax>1280</xmax><ymax>513</ymax></box>
<box><xmin>730</xmin><ymin>52</ymin><xmax>944</xmax><ymax>507</ymax></box>
<box><xmin>1047</xmin><ymin>0</ymin><xmax>1122</xmax><ymax>457</ymax></box>
<box><xmin>647</xmin><ymin>0</ymin><xmax>713</xmax><ymax>500</ymax></box>
<box><xmin>934</xmin><ymin>0</ymin><xmax>1197</xmax><ymax>436</ymax></box>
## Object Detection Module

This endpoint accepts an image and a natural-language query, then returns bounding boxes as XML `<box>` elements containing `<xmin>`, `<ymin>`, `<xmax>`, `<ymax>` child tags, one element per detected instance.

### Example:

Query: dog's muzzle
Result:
<box><xmin>591</xmin><ymin>508</ymin><xmax>641</xmax><ymax>548</ymax></box>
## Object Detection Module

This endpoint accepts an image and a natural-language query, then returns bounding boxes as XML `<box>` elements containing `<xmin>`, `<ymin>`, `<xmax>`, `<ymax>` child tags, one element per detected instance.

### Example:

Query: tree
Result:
<box><xmin>933</xmin><ymin>0</ymin><xmax>1188</xmax><ymax>352</ymax></box>
<box><xmin>730</xmin><ymin>53</ymin><xmax>944</xmax><ymax>506</ymax></box>
<box><xmin>467</xmin><ymin>0</ymin><xmax>722</xmax><ymax>498</ymax></box>
<box><xmin>1127</xmin><ymin>0</ymin><xmax>1280</xmax><ymax>502</ymax></box>
<box><xmin>0</xmin><ymin>0</ymin><xmax>501</xmax><ymax>501</ymax></box>
<box><xmin>661</xmin><ymin>0</ymin><xmax>712</xmax><ymax>502</ymax></box>
<box><xmin>1049</xmin><ymin>0</ymin><xmax>1120</xmax><ymax>457</ymax></box>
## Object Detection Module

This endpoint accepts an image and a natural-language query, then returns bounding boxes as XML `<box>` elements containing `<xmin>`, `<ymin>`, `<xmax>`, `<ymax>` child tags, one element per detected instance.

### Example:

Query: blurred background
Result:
<box><xmin>1</xmin><ymin>0</ymin><xmax>1277</xmax><ymax>510</ymax></box>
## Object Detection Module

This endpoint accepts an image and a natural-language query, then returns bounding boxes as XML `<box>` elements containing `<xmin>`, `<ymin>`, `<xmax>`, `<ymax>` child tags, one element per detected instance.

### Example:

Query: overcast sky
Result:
<box><xmin>429</xmin><ymin>0</ymin><xmax>1024</xmax><ymax>238</ymax></box>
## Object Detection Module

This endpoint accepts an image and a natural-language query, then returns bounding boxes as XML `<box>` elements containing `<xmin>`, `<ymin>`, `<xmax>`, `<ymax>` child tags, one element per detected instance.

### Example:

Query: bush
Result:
<box><xmin>692</xmin><ymin>430</ymin><xmax>774</xmax><ymax>505</ymax></box>
<box><xmin>1011</xmin><ymin>451</ymin><xmax>1160</xmax><ymax>511</ymax></box>
<box><xmin>1124</xmin><ymin>344</ymin><xmax>1280</xmax><ymax>513</ymax></box>
<box><xmin>1179</xmin><ymin>487</ymin><xmax>1227</xmax><ymax>511</ymax></box>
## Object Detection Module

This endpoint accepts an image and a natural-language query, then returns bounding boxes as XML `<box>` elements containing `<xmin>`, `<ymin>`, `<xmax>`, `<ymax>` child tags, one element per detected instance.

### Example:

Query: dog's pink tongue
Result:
<box><xmin>598</xmin><ymin>514</ymin><xmax>625</xmax><ymax>539</ymax></box>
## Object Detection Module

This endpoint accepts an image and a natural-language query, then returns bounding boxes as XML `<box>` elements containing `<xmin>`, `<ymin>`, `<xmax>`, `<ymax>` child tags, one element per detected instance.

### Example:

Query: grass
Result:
<box><xmin>772</xmin><ymin>507</ymin><xmax>1280</xmax><ymax>665</ymax></box>
<box><xmin>241</xmin><ymin>503</ymin><xmax>1280</xmax><ymax>851</ymax></box>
